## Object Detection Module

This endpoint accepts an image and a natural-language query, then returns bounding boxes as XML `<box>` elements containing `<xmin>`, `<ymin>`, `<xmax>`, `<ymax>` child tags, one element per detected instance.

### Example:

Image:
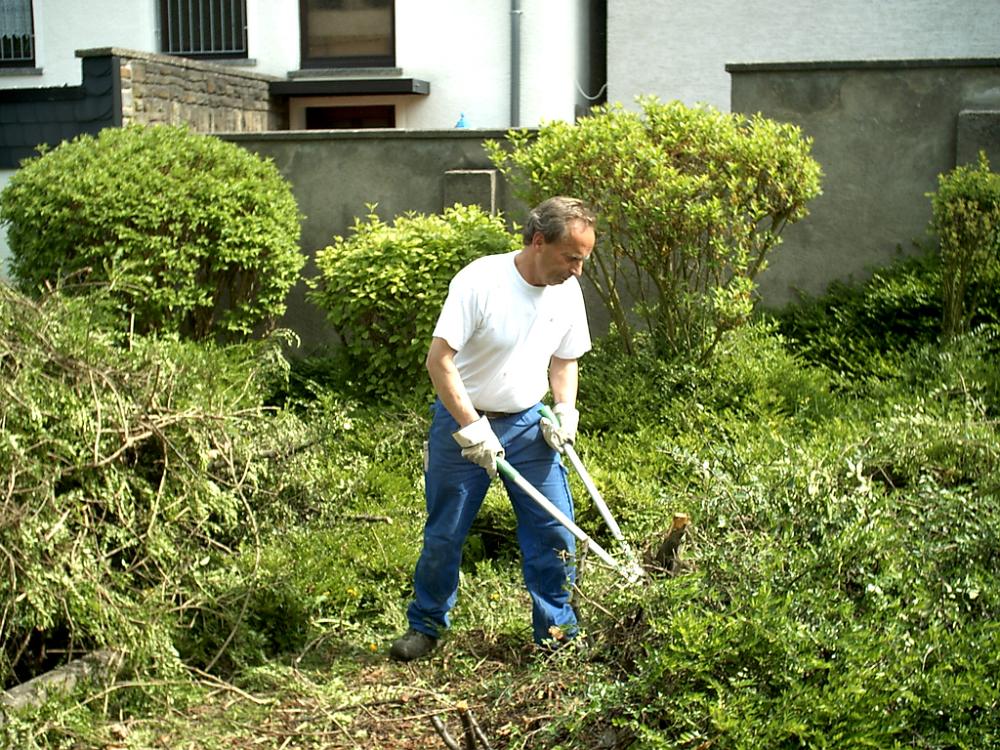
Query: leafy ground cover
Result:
<box><xmin>2</xmin><ymin>255</ymin><xmax>998</xmax><ymax>748</ymax></box>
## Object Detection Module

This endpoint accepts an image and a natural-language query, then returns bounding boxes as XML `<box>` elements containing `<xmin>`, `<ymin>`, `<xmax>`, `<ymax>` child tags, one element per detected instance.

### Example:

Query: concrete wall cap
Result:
<box><xmin>220</xmin><ymin>128</ymin><xmax>524</xmax><ymax>142</ymax></box>
<box><xmin>726</xmin><ymin>57</ymin><xmax>1000</xmax><ymax>73</ymax></box>
<box><xmin>288</xmin><ymin>67</ymin><xmax>405</xmax><ymax>79</ymax></box>
<box><xmin>74</xmin><ymin>48</ymin><xmax>281</xmax><ymax>82</ymax></box>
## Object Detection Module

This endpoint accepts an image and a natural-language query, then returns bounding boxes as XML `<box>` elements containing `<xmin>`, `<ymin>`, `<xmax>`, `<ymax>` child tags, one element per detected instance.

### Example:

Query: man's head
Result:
<box><xmin>519</xmin><ymin>197</ymin><xmax>596</xmax><ymax>286</ymax></box>
<box><xmin>521</xmin><ymin>196</ymin><xmax>597</xmax><ymax>246</ymax></box>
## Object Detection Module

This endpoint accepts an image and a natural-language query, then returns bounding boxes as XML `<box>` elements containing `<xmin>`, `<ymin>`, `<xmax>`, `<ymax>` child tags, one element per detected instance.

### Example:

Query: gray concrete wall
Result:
<box><xmin>223</xmin><ymin>129</ymin><xmax>525</xmax><ymax>352</ymax></box>
<box><xmin>729</xmin><ymin>59</ymin><xmax>1000</xmax><ymax>307</ymax></box>
<box><xmin>957</xmin><ymin>110</ymin><xmax>1000</xmax><ymax>167</ymax></box>
<box><xmin>229</xmin><ymin>59</ymin><xmax>1000</xmax><ymax>346</ymax></box>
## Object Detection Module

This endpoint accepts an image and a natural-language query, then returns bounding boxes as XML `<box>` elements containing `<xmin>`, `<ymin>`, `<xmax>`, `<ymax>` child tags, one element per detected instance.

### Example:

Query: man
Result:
<box><xmin>390</xmin><ymin>196</ymin><xmax>596</xmax><ymax>662</ymax></box>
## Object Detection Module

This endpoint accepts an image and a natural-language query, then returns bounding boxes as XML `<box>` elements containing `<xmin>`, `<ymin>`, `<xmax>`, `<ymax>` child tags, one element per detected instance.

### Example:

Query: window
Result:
<box><xmin>0</xmin><ymin>0</ymin><xmax>34</xmax><ymax>68</ymax></box>
<box><xmin>160</xmin><ymin>0</ymin><xmax>248</xmax><ymax>58</ymax></box>
<box><xmin>300</xmin><ymin>0</ymin><xmax>394</xmax><ymax>69</ymax></box>
<box><xmin>305</xmin><ymin>105</ymin><xmax>394</xmax><ymax>129</ymax></box>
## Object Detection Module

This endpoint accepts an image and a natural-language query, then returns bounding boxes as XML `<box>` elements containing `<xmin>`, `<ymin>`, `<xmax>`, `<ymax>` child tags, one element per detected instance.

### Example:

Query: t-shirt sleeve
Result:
<box><xmin>431</xmin><ymin>271</ymin><xmax>479</xmax><ymax>352</ymax></box>
<box><xmin>553</xmin><ymin>281</ymin><xmax>592</xmax><ymax>360</ymax></box>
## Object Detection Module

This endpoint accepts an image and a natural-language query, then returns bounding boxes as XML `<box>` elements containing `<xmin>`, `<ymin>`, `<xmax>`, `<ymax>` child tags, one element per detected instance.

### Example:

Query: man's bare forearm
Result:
<box><xmin>549</xmin><ymin>356</ymin><xmax>579</xmax><ymax>407</ymax></box>
<box><xmin>426</xmin><ymin>337</ymin><xmax>480</xmax><ymax>427</ymax></box>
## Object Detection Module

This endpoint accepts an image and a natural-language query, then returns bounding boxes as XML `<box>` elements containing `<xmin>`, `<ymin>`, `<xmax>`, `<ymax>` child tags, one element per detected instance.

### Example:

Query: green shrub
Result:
<box><xmin>773</xmin><ymin>250</ymin><xmax>944</xmax><ymax>379</ymax></box>
<box><xmin>0</xmin><ymin>124</ymin><xmax>303</xmax><ymax>339</ymax></box>
<box><xmin>930</xmin><ymin>151</ymin><xmax>1000</xmax><ymax>339</ymax></box>
<box><xmin>560</xmin><ymin>325</ymin><xmax>999</xmax><ymax>750</ymax></box>
<box><xmin>580</xmin><ymin>321</ymin><xmax>834</xmax><ymax>435</ymax></box>
<box><xmin>486</xmin><ymin>96</ymin><xmax>822</xmax><ymax>361</ymax></box>
<box><xmin>307</xmin><ymin>204</ymin><xmax>518</xmax><ymax>399</ymax></box>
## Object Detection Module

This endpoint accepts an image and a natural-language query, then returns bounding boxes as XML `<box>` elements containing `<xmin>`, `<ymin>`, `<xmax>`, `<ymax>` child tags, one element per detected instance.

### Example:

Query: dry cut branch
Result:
<box><xmin>646</xmin><ymin>512</ymin><xmax>691</xmax><ymax>574</ymax></box>
<box><xmin>429</xmin><ymin>703</ymin><xmax>494</xmax><ymax>750</ymax></box>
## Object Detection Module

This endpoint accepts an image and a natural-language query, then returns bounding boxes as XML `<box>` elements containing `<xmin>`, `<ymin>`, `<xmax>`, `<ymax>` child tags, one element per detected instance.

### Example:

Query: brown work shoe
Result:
<box><xmin>389</xmin><ymin>628</ymin><xmax>438</xmax><ymax>662</ymax></box>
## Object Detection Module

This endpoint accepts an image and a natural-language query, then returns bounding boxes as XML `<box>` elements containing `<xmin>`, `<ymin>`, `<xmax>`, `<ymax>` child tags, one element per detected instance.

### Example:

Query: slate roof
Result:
<box><xmin>0</xmin><ymin>56</ymin><xmax>120</xmax><ymax>169</ymax></box>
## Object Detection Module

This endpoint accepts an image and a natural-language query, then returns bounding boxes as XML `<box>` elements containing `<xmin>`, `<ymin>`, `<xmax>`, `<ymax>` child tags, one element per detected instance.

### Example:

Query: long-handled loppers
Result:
<box><xmin>493</xmin><ymin>403</ymin><xmax>647</xmax><ymax>585</ymax></box>
<box><xmin>539</xmin><ymin>404</ymin><xmax>646</xmax><ymax>582</ymax></box>
<box><xmin>538</xmin><ymin>404</ymin><xmax>647</xmax><ymax>582</ymax></box>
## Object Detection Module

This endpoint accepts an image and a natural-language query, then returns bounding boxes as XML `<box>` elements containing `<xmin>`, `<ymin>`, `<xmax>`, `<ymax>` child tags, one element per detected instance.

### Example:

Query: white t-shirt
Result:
<box><xmin>433</xmin><ymin>250</ymin><xmax>591</xmax><ymax>412</ymax></box>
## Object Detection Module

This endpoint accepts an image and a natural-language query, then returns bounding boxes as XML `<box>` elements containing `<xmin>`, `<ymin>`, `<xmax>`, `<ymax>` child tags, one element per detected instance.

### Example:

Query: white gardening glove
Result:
<box><xmin>540</xmin><ymin>402</ymin><xmax>579</xmax><ymax>454</ymax></box>
<box><xmin>452</xmin><ymin>415</ymin><xmax>505</xmax><ymax>477</ymax></box>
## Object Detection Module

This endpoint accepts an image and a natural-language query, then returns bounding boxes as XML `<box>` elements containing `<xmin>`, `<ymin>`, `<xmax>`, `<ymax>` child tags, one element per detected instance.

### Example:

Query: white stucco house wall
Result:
<box><xmin>0</xmin><ymin>0</ymin><xmax>603</xmax><ymax>275</ymax></box>
<box><xmin>608</xmin><ymin>0</ymin><xmax>1000</xmax><ymax>112</ymax></box>
<box><xmin>1</xmin><ymin>0</ymin><xmax>597</xmax><ymax>129</ymax></box>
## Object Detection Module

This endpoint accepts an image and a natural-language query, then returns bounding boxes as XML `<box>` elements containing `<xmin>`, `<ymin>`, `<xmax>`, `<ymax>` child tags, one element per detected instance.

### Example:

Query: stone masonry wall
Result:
<box><xmin>78</xmin><ymin>48</ymin><xmax>287</xmax><ymax>133</ymax></box>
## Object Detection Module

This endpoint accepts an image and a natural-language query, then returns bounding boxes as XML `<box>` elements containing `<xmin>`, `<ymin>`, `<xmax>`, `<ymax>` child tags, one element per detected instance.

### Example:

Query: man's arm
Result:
<box><xmin>541</xmin><ymin>355</ymin><xmax>581</xmax><ymax>451</ymax></box>
<box><xmin>549</xmin><ymin>356</ymin><xmax>579</xmax><ymax>407</ymax></box>
<box><xmin>426</xmin><ymin>336</ymin><xmax>480</xmax><ymax>428</ymax></box>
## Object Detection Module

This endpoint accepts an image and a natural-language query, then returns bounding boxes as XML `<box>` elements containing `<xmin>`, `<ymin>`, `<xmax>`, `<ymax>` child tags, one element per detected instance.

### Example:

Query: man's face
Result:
<box><xmin>534</xmin><ymin>220</ymin><xmax>595</xmax><ymax>286</ymax></box>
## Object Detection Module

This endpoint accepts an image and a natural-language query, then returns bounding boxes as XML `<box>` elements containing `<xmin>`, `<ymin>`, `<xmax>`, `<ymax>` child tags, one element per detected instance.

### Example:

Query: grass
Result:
<box><xmin>3</xmin><ymin>297</ymin><xmax>998</xmax><ymax>748</ymax></box>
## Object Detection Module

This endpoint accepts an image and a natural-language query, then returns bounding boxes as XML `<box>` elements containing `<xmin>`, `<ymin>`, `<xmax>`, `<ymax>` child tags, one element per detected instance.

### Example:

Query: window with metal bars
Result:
<box><xmin>160</xmin><ymin>0</ymin><xmax>248</xmax><ymax>58</ymax></box>
<box><xmin>0</xmin><ymin>0</ymin><xmax>34</xmax><ymax>67</ymax></box>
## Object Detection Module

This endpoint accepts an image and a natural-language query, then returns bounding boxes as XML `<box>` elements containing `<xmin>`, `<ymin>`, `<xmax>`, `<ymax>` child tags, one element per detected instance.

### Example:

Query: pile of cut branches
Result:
<box><xmin>0</xmin><ymin>282</ymin><xmax>298</xmax><ymax>688</ymax></box>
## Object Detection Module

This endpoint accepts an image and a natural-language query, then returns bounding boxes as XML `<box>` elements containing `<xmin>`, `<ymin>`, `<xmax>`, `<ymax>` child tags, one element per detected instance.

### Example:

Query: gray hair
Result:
<box><xmin>521</xmin><ymin>196</ymin><xmax>596</xmax><ymax>244</ymax></box>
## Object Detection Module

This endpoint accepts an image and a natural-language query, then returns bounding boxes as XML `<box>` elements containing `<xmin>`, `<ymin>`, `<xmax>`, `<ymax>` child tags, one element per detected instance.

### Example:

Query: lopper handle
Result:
<box><xmin>539</xmin><ymin>404</ymin><xmax>646</xmax><ymax>580</ymax></box>
<box><xmin>495</xmin><ymin>457</ymin><xmax>639</xmax><ymax>583</ymax></box>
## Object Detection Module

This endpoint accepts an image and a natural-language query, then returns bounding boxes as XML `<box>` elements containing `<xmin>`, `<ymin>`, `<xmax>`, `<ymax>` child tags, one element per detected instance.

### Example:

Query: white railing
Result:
<box><xmin>162</xmin><ymin>0</ymin><xmax>247</xmax><ymax>57</ymax></box>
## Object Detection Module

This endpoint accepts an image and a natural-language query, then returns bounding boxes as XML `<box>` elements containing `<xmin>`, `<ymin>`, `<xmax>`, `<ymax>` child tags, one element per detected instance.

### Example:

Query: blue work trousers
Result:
<box><xmin>406</xmin><ymin>400</ymin><xmax>577</xmax><ymax>644</ymax></box>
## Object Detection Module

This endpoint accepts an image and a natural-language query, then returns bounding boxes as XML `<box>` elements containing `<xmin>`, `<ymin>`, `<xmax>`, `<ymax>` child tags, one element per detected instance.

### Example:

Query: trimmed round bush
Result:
<box><xmin>930</xmin><ymin>151</ymin><xmax>1000</xmax><ymax>339</ymax></box>
<box><xmin>0</xmin><ymin>124</ymin><xmax>304</xmax><ymax>339</ymax></box>
<box><xmin>307</xmin><ymin>204</ymin><xmax>519</xmax><ymax>399</ymax></box>
<box><xmin>486</xmin><ymin>96</ymin><xmax>822</xmax><ymax>362</ymax></box>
